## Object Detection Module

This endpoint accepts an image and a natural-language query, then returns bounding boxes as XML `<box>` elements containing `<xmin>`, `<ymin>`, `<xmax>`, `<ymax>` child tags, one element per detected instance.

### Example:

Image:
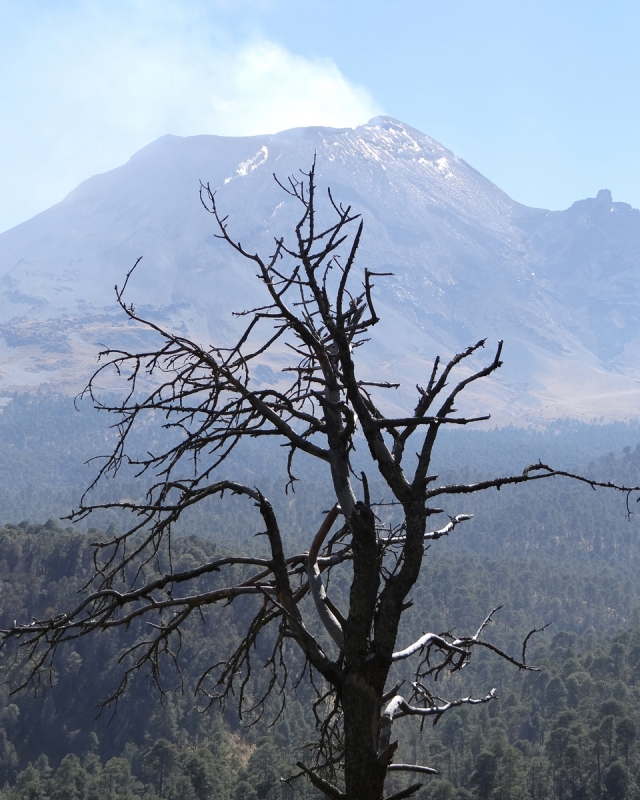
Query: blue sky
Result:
<box><xmin>1</xmin><ymin>0</ymin><xmax>639</xmax><ymax>233</ymax></box>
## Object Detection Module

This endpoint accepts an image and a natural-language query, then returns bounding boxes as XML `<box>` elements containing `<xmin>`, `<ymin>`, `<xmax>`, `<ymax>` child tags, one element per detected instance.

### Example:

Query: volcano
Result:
<box><xmin>2</xmin><ymin>116</ymin><xmax>640</xmax><ymax>423</ymax></box>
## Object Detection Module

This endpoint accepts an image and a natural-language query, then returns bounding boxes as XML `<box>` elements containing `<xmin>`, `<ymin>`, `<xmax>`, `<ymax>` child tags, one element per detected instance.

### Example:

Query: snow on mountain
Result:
<box><xmin>2</xmin><ymin>116</ymin><xmax>640</xmax><ymax>424</ymax></box>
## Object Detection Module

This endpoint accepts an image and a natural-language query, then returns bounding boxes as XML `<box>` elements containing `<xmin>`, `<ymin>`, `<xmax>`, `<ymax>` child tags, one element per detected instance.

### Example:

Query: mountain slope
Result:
<box><xmin>2</xmin><ymin>117</ymin><xmax>640</xmax><ymax>423</ymax></box>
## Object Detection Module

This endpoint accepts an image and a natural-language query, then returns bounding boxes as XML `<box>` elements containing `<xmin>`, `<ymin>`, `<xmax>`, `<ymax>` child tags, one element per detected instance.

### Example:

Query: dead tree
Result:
<box><xmin>1</xmin><ymin>161</ymin><xmax>638</xmax><ymax>800</ymax></box>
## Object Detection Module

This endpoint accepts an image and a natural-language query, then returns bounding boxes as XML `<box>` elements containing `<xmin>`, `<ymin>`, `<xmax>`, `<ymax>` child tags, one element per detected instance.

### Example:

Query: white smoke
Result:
<box><xmin>0</xmin><ymin>0</ymin><xmax>380</xmax><ymax>232</ymax></box>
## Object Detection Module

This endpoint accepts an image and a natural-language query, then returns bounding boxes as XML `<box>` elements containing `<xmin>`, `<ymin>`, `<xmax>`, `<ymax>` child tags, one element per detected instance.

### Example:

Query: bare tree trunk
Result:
<box><xmin>342</xmin><ymin>504</ymin><xmax>387</xmax><ymax>800</ymax></box>
<box><xmin>343</xmin><ymin>679</ymin><xmax>386</xmax><ymax>800</ymax></box>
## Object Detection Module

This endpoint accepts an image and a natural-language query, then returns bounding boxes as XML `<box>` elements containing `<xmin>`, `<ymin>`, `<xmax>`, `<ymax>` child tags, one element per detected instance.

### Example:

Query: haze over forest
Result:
<box><xmin>1</xmin><ymin>119</ymin><xmax>640</xmax><ymax>799</ymax></box>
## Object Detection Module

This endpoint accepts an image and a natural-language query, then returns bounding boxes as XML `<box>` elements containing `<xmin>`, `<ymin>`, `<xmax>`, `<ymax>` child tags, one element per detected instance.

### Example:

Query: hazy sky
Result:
<box><xmin>1</xmin><ymin>0</ymin><xmax>639</xmax><ymax>233</ymax></box>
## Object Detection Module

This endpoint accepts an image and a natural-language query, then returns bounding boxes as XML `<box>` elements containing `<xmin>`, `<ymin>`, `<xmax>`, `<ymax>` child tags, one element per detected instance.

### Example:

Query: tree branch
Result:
<box><xmin>307</xmin><ymin>504</ymin><xmax>344</xmax><ymax>649</ymax></box>
<box><xmin>296</xmin><ymin>761</ymin><xmax>346</xmax><ymax>800</ymax></box>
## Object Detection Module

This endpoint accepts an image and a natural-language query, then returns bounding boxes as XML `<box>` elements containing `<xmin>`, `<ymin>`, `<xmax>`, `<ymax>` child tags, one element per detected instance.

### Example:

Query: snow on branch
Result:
<box><xmin>382</xmin><ymin>513</ymin><xmax>473</xmax><ymax>546</ymax></box>
<box><xmin>385</xmin><ymin>688</ymin><xmax>498</xmax><ymax>722</ymax></box>
<box><xmin>387</xmin><ymin>765</ymin><xmax>439</xmax><ymax>775</ymax></box>
<box><xmin>391</xmin><ymin>633</ymin><xmax>465</xmax><ymax>663</ymax></box>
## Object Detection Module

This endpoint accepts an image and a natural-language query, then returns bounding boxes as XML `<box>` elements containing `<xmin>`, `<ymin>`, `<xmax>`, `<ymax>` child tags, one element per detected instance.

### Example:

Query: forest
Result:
<box><xmin>1</xmin><ymin>395</ymin><xmax>640</xmax><ymax>797</ymax></box>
